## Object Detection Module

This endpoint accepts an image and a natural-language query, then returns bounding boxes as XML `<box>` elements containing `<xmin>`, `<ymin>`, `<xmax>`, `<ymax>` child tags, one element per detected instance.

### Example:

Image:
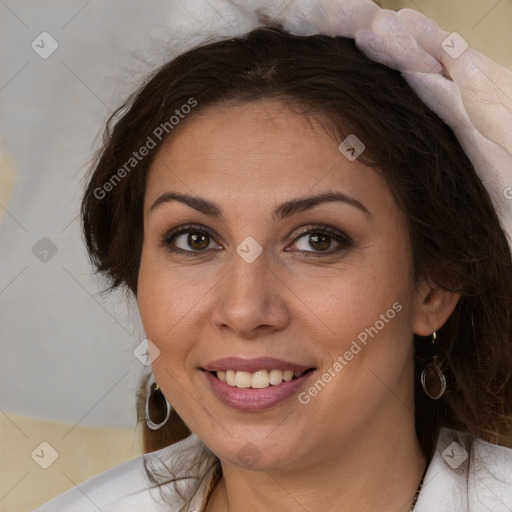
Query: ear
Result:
<box><xmin>412</xmin><ymin>280</ymin><xmax>461</xmax><ymax>336</ymax></box>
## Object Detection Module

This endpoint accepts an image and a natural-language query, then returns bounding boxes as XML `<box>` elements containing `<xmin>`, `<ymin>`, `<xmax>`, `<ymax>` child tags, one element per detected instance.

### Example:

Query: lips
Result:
<box><xmin>202</xmin><ymin>356</ymin><xmax>313</xmax><ymax>373</ymax></box>
<box><xmin>201</xmin><ymin>356</ymin><xmax>316</xmax><ymax>411</ymax></box>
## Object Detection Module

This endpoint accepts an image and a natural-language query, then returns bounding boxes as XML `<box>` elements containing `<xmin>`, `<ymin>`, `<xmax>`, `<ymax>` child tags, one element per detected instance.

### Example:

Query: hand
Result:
<box><xmin>225</xmin><ymin>1</ymin><xmax>512</xmax><ymax>250</ymax></box>
<box><xmin>357</xmin><ymin>8</ymin><xmax>512</xmax><ymax>250</ymax></box>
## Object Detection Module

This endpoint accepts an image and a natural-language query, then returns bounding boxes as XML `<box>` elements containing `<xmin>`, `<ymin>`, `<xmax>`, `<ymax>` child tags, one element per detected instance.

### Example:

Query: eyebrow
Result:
<box><xmin>150</xmin><ymin>190</ymin><xmax>371</xmax><ymax>221</ymax></box>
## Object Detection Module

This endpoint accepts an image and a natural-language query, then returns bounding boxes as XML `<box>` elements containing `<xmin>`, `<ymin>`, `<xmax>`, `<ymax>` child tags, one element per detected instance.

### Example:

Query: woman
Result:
<box><xmin>33</xmin><ymin>13</ymin><xmax>512</xmax><ymax>512</ymax></box>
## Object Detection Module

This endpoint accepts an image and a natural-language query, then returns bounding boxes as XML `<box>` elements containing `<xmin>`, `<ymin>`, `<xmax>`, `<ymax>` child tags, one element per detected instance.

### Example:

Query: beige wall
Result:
<box><xmin>1</xmin><ymin>413</ymin><xmax>142</xmax><ymax>512</ymax></box>
<box><xmin>380</xmin><ymin>0</ymin><xmax>512</xmax><ymax>68</ymax></box>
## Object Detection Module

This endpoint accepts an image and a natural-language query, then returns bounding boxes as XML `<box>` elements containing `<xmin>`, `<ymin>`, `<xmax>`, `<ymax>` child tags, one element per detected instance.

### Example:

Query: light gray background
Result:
<box><xmin>0</xmin><ymin>0</ymin><xmax>258</xmax><ymax>429</ymax></box>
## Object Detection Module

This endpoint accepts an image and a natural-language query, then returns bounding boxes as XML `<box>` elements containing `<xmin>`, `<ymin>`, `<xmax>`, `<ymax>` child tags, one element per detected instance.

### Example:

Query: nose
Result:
<box><xmin>211</xmin><ymin>245</ymin><xmax>291</xmax><ymax>339</ymax></box>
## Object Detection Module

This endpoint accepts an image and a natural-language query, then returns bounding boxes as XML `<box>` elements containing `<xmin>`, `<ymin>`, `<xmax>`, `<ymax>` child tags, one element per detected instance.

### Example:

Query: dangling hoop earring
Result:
<box><xmin>421</xmin><ymin>331</ymin><xmax>447</xmax><ymax>400</ymax></box>
<box><xmin>145</xmin><ymin>379</ymin><xmax>171</xmax><ymax>430</ymax></box>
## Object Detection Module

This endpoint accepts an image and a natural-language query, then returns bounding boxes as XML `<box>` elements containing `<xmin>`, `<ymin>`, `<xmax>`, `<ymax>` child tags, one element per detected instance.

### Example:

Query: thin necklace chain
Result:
<box><xmin>206</xmin><ymin>462</ymin><xmax>428</xmax><ymax>512</ymax></box>
<box><xmin>409</xmin><ymin>465</ymin><xmax>427</xmax><ymax>511</ymax></box>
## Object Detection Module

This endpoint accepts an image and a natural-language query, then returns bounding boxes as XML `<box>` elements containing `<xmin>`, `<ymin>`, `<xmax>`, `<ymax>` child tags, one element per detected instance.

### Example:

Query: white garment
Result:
<box><xmin>32</xmin><ymin>427</ymin><xmax>512</xmax><ymax>511</ymax></box>
<box><xmin>31</xmin><ymin>434</ymin><xmax>217</xmax><ymax>512</ymax></box>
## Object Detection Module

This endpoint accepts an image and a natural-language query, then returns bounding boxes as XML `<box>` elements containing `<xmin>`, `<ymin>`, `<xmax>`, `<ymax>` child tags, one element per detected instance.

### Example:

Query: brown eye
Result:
<box><xmin>288</xmin><ymin>226</ymin><xmax>352</xmax><ymax>256</ymax></box>
<box><xmin>307</xmin><ymin>233</ymin><xmax>331</xmax><ymax>251</ymax></box>
<box><xmin>163</xmin><ymin>224</ymin><xmax>221</xmax><ymax>255</ymax></box>
<box><xmin>186</xmin><ymin>232</ymin><xmax>210</xmax><ymax>250</ymax></box>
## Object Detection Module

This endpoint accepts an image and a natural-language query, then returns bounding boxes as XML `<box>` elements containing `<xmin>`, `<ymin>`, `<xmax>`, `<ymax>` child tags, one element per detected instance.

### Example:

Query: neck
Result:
<box><xmin>205</xmin><ymin>414</ymin><xmax>427</xmax><ymax>512</ymax></box>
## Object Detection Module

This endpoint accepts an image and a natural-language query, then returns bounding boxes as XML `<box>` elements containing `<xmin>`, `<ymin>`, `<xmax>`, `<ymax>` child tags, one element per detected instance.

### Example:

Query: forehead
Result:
<box><xmin>145</xmin><ymin>99</ymin><xmax>392</xmax><ymax>217</ymax></box>
<box><xmin>154</xmin><ymin>99</ymin><xmax>334</xmax><ymax>165</ymax></box>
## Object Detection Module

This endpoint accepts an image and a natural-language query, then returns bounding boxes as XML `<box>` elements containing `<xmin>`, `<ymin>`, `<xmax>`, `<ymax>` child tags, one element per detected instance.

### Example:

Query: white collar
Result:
<box><xmin>415</xmin><ymin>427</ymin><xmax>512</xmax><ymax>511</ymax></box>
<box><xmin>33</xmin><ymin>428</ymin><xmax>512</xmax><ymax>511</ymax></box>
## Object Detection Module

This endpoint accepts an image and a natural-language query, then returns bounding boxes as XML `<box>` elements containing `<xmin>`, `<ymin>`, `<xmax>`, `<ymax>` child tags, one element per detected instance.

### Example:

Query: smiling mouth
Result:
<box><xmin>209</xmin><ymin>368</ymin><xmax>315</xmax><ymax>389</ymax></box>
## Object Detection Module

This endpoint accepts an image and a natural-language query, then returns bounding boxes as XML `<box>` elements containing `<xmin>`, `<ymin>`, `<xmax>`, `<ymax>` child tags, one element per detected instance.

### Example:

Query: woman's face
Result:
<box><xmin>138</xmin><ymin>99</ymin><xmax>428</xmax><ymax>470</ymax></box>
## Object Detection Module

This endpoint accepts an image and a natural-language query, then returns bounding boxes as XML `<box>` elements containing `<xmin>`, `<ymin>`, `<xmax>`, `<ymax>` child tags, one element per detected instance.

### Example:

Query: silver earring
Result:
<box><xmin>421</xmin><ymin>331</ymin><xmax>446</xmax><ymax>400</ymax></box>
<box><xmin>145</xmin><ymin>379</ymin><xmax>171</xmax><ymax>430</ymax></box>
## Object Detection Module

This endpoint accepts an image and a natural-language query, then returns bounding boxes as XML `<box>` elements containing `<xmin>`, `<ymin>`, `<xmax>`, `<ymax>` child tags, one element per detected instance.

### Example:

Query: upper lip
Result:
<box><xmin>202</xmin><ymin>356</ymin><xmax>315</xmax><ymax>373</ymax></box>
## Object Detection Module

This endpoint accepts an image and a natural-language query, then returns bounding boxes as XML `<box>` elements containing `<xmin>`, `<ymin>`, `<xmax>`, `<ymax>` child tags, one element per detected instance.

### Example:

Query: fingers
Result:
<box><xmin>396</xmin><ymin>8</ymin><xmax>446</xmax><ymax>60</ymax></box>
<box><xmin>364</xmin><ymin>9</ymin><xmax>442</xmax><ymax>73</ymax></box>
<box><xmin>398</xmin><ymin>8</ymin><xmax>512</xmax><ymax>151</ymax></box>
<box><xmin>401</xmin><ymin>70</ymin><xmax>492</xmax><ymax>166</ymax></box>
<box><xmin>355</xmin><ymin>20</ymin><xmax>442</xmax><ymax>73</ymax></box>
<box><xmin>401</xmin><ymin>71</ymin><xmax>466</xmax><ymax>126</ymax></box>
<box><xmin>319</xmin><ymin>6</ymin><xmax>443</xmax><ymax>73</ymax></box>
<box><xmin>228</xmin><ymin>1</ymin><xmax>442</xmax><ymax>73</ymax></box>
<box><xmin>314</xmin><ymin>0</ymin><xmax>380</xmax><ymax>37</ymax></box>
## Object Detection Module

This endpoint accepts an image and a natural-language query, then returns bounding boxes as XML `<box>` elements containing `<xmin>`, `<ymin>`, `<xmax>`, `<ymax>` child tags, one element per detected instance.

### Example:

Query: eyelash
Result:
<box><xmin>161</xmin><ymin>223</ymin><xmax>352</xmax><ymax>258</ymax></box>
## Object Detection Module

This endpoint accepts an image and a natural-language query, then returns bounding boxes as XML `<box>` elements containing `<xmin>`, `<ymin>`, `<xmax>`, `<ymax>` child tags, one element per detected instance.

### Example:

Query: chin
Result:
<box><xmin>205</xmin><ymin>433</ymin><xmax>305</xmax><ymax>472</ymax></box>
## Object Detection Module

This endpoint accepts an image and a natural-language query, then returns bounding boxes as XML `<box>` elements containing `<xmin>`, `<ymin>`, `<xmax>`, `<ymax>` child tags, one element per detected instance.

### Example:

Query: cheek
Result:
<box><xmin>138</xmin><ymin>247</ymin><xmax>197</xmax><ymax>339</ymax></box>
<box><xmin>137</xmin><ymin>251</ymin><xmax>184</xmax><ymax>361</ymax></box>
<box><xmin>137</xmin><ymin>249</ymin><xmax>215</xmax><ymax>372</ymax></box>
<box><xmin>302</xmin><ymin>233</ymin><xmax>415</xmax><ymax>379</ymax></box>
<box><xmin>307</xmin><ymin>276</ymin><xmax>411</xmax><ymax>369</ymax></box>
<box><xmin>298</xmin><ymin>276</ymin><xmax>414</xmax><ymax>428</ymax></box>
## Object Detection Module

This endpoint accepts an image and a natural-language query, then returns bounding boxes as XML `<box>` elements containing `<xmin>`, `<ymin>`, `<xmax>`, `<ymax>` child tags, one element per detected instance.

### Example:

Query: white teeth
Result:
<box><xmin>225</xmin><ymin>370</ymin><xmax>236</xmax><ymax>386</ymax></box>
<box><xmin>269</xmin><ymin>369</ymin><xmax>283</xmax><ymax>385</ymax></box>
<box><xmin>234</xmin><ymin>371</ymin><xmax>252</xmax><ymax>388</ymax></box>
<box><xmin>283</xmin><ymin>370</ymin><xmax>294</xmax><ymax>382</ymax></box>
<box><xmin>251</xmin><ymin>370</ymin><xmax>270</xmax><ymax>388</ymax></box>
<box><xmin>216</xmin><ymin>369</ymin><xmax>306</xmax><ymax>388</ymax></box>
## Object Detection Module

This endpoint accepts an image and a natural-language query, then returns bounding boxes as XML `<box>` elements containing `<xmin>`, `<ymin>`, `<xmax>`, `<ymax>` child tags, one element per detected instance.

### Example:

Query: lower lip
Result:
<box><xmin>203</xmin><ymin>370</ymin><xmax>315</xmax><ymax>411</ymax></box>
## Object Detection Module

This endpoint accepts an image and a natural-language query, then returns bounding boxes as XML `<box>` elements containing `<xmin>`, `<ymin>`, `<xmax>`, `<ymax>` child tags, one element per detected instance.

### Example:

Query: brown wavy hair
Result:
<box><xmin>82</xmin><ymin>25</ymin><xmax>512</xmax><ymax>506</ymax></box>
